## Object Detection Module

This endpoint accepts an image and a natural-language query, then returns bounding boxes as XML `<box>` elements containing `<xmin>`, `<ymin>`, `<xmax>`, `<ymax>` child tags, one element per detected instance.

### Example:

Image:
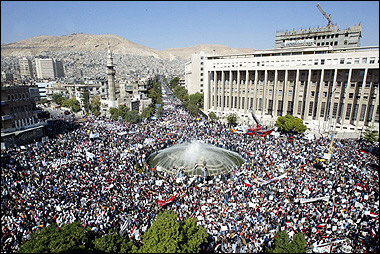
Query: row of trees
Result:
<box><xmin>51</xmin><ymin>93</ymin><xmax>101</xmax><ymax>116</ymax></box>
<box><xmin>169</xmin><ymin>77</ymin><xmax>204</xmax><ymax>116</ymax></box>
<box><xmin>18</xmin><ymin>210</ymin><xmax>209</xmax><ymax>253</ymax></box>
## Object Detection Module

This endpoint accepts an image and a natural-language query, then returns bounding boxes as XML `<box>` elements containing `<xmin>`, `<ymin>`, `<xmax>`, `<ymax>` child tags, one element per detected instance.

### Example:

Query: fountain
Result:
<box><xmin>147</xmin><ymin>140</ymin><xmax>245</xmax><ymax>176</ymax></box>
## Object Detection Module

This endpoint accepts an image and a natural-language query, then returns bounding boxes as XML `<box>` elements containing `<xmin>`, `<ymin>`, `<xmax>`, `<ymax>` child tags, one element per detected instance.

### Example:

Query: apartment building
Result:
<box><xmin>203</xmin><ymin>46</ymin><xmax>379</xmax><ymax>133</ymax></box>
<box><xmin>19</xmin><ymin>57</ymin><xmax>34</xmax><ymax>79</ymax></box>
<box><xmin>185</xmin><ymin>51</ymin><xmax>207</xmax><ymax>95</ymax></box>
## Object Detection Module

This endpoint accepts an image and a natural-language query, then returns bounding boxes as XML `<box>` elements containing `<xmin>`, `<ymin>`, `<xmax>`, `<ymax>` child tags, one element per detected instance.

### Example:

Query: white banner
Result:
<box><xmin>260</xmin><ymin>173</ymin><xmax>287</xmax><ymax>185</ymax></box>
<box><xmin>299</xmin><ymin>196</ymin><xmax>330</xmax><ymax>204</ymax></box>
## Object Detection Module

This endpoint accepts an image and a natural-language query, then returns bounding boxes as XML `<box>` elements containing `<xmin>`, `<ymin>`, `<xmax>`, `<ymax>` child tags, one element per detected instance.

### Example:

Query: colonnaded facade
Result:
<box><xmin>203</xmin><ymin>46</ymin><xmax>379</xmax><ymax>133</ymax></box>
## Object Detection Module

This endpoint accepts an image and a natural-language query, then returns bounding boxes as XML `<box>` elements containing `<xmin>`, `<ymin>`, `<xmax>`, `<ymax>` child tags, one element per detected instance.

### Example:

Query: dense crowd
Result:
<box><xmin>1</xmin><ymin>85</ymin><xmax>379</xmax><ymax>253</ymax></box>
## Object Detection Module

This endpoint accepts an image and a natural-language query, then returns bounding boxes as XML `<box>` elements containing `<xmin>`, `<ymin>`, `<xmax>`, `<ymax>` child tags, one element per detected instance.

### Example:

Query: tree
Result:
<box><xmin>90</xmin><ymin>96</ymin><xmax>101</xmax><ymax>117</ymax></box>
<box><xmin>267</xmin><ymin>231</ymin><xmax>307</xmax><ymax>253</ymax></box>
<box><xmin>82</xmin><ymin>90</ymin><xmax>90</xmax><ymax>114</ymax></box>
<box><xmin>291</xmin><ymin>232</ymin><xmax>307</xmax><ymax>253</ymax></box>
<box><xmin>124</xmin><ymin>110</ymin><xmax>141</xmax><ymax>124</ymax></box>
<box><xmin>275</xmin><ymin>115</ymin><xmax>307</xmax><ymax>134</ymax></box>
<box><xmin>169</xmin><ymin>77</ymin><xmax>180</xmax><ymax>88</ymax></box>
<box><xmin>52</xmin><ymin>93</ymin><xmax>65</xmax><ymax>105</ymax></box>
<box><xmin>62</xmin><ymin>98</ymin><xmax>81</xmax><ymax>113</ymax></box>
<box><xmin>189</xmin><ymin>92</ymin><xmax>204</xmax><ymax>108</ymax></box>
<box><xmin>208</xmin><ymin>112</ymin><xmax>218</xmax><ymax>122</ymax></box>
<box><xmin>141</xmin><ymin>105</ymin><xmax>154</xmax><ymax>119</ymax></box>
<box><xmin>109</xmin><ymin>105</ymin><xmax>129</xmax><ymax>121</ymax></box>
<box><xmin>18</xmin><ymin>222</ymin><xmax>93</xmax><ymax>253</ymax></box>
<box><xmin>173</xmin><ymin>86</ymin><xmax>188</xmax><ymax>101</ymax></box>
<box><xmin>139</xmin><ymin>210</ymin><xmax>208</xmax><ymax>253</ymax></box>
<box><xmin>93</xmin><ymin>229</ymin><xmax>138</xmax><ymax>253</ymax></box>
<box><xmin>227</xmin><ymin>113</ymin><xmax>237</xmax><ymax>126</ymax></box>
<box><xmin>37</xmin><ymin>98</ymin><xmax>48</xmax><ymax>105</ymax></box>
<box><xmin>185</xmin><ymin>102</ymin><xmax>199</xmax><ymax>116</ymax></box>
<box><xmin>363</xmin><ymin>128</ymin><xmax>379</xmax><ymax>142</ymax></box>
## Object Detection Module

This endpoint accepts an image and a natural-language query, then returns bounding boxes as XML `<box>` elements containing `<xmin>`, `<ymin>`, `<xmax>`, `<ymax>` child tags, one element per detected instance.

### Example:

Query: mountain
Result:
<box><xmin>1</xmin><ymin>33</ymin><xmax>255</xmax><ymax>60</ymax></box>
<box><xmin>163</xmin><ymin>44</ymin><xmax>255</xmax><ymax>60</ymax></box>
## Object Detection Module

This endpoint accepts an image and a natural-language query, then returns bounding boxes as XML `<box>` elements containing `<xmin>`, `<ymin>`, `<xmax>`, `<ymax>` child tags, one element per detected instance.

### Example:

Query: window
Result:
<box><xmin>314</xmin><ymin>59</ymin><xmax>319</xmax><ymax>65</ymax></box>
<box><xmin>345</xmin><ymin>104</ymin><xmax>352</xmax><ymax>120</ymax></box>
<box><xmin>332</xmin><ymin>103</ymin><xmax>338</xmax><ymax>117</ymax></box>
<box><xmin>350</xmin><ymin>83</ymin><xmax>355</xmax><ymax>88</ymax></box>
<box><xmin>311</xmin><ymin>91</ymin><xmax>315</xmax><ymax>97</ymax></box>
<box><xmin>346</xmin><ymin>58</ymin><xmax>352</xmax><ymax>64</ymax></box>
<box><xmin>362</xmin><ymin>58</ymin><xmax>367</xmax><ymax>64</ymax></box>
<box><xmin>297</xmin><ymin>101</ymin><xmax>302</xmax><ymax>114</ymax></box>
<box><xmin>349</xmin><ymin>93</ymin><xmax>354</xmax><ymax>99</ymax></box>
<box><xmin>321</xmin><ymin>59</ymin><xmax>325</xmax><ymax>65</ymax></box>
<box><xmin>369</xmin><ymin>57</ymin><xmax>375</xmax><ymax>64</ymax></box>
<box><xmin>268</xmin><ymin>90</ymin><xmax>272</xmax><ymax>95</ymax></box>
<box><xmin>320</xmin><ymin>102</ymin><xmax>326</xmax><ymax>117</ymax></box>
<box><xmin>359</xmin><ymin>105</ymin><xmax>367</xmax><ymax>121</ymax></box>
<box><xmin>354</xmin><ymin>58</ymin><xmax>360</xmax><ymax>64</ymax></box>
<box><xmin>288</xmin><ymin>90</ymin><xmax>293</xmax><ymax>96</ymax></box>
<box><xmin>340</xmin><ymin>58</ymin><xmax>345</xmax><ymax>64</ymax></box>
<box><xmin>278</xmin><ymin>90</ymin><xmax>282</xmax><ymax>96</ymax></box>
<box><xmin>323</xmin><ymin>92</ymin><xmax>327</xmax><ymax>98</ymax></box>
<box><xmin>309</xmin><ymin>101</ymin><xmax>313</xmax><ymax>116</ymax></box>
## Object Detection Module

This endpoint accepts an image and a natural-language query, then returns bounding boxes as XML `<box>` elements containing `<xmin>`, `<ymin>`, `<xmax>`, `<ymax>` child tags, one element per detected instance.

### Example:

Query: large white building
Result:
<box><xmin>34</xmin><ymin>58</ymin><xmax>65</xmax><ymax>80</ymax></box>
<box><xmin>201</xmin><ymin>45</ymin><xmax>379</xmax><ymax>133</ymax></box>
<box><xmin>185</xmin><ymin>51</ymin><xmax>208</xmax><ymax>95</ymax></box>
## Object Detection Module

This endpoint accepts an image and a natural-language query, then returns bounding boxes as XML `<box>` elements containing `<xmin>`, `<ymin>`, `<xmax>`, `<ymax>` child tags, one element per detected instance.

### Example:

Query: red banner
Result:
<box><xmin>158</xmin><ymin>193</ymin><xmax>179</xmax><ymax>206</ymax></box>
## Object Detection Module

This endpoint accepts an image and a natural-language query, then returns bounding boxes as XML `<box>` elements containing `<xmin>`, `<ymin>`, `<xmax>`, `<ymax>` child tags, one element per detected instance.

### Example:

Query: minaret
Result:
<box><xmin>107</xmin><ymin>42</ymin><xmax>116</xmax><ymax>101</ymax></box>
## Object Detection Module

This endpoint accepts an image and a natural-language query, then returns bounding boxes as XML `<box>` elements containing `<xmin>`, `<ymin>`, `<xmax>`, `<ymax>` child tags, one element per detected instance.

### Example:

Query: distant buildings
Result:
<box><xmin>34</xmin><ymin>58</ymin><xmax>65</xmax><ymax>80</ymax></box>
<box><xmin>1</xmin><ymin>85</ymin><xmax>46</xmax><ymax>148</ymax></box>
<box><xmin>275</xmin><ymin>24</ymin><xmax>362</xmax><ymax>49</ymax></box>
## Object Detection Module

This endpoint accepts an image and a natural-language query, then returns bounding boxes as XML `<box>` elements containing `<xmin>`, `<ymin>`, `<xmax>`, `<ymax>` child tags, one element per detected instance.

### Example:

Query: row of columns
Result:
<box><xmin>207</xmin><ymin>68</ymin><xmax>378</xmax><ymax>128</ymax></box>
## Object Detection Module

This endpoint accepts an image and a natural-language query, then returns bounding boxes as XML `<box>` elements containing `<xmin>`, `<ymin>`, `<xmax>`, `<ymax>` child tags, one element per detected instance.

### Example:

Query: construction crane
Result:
<box><xmin>316</xmin><ymin>3</ymin><xmax>333</xmax><ymax>28</ymax></box>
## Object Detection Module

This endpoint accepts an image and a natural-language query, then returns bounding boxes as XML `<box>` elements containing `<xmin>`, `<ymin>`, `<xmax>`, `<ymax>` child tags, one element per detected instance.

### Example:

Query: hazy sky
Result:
<box><xmin>1</xmin><ymin>1</ymin><xmax>379</xmax><ymax>50</ymax></box>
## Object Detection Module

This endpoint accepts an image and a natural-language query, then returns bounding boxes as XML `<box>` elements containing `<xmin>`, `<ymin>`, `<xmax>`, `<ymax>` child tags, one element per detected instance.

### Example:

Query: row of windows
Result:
<box><xmin>212</xmin><ymin>57</ymin><xmax>377</xmax><ymax>68</ymax></box>
<box><xmin>7</xmin><ymin>93</ymin><xmax>30</xmax><ymax>101</ymax></box>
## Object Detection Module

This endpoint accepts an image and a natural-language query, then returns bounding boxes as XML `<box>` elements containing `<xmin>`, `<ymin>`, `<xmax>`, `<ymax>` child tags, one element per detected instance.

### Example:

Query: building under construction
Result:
<box><xmin>275</xmin><ymin>4</ymin><xmax>362</xmax><ymax>49</ymax></box>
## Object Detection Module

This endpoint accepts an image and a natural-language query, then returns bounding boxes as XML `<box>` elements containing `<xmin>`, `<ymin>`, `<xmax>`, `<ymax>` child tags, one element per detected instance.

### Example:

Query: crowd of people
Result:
<box><xmin>1</xmin><ymin>84</ymin><xmax>379</xmax><ymax>253</ymax></box>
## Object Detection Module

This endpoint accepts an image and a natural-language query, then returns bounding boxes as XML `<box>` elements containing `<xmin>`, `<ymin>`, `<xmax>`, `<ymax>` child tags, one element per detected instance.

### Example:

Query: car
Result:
<box><xmin>64</xmin><ymin>110</ymin><xmax>70</xmax><ymax>115</ymax></box>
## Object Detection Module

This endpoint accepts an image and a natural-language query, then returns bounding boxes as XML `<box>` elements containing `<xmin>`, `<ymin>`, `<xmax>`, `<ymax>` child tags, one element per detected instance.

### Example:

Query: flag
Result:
<box><xmin>369</xmin><ymin>212</ymin><xmax>378</xmax><ymax>217</ymax></box>
<box><xmin>158</xmin><ymin>193</ymin><xmax>179</xmax><ymax>206</ymax></box>
<box><xmin>316</xmin><ymin>224</ymin><xmax>326</xmax><ymax>228</ymax></box>
<box><xmin>371</xmin><ymin>228</ymin><xmax>376</xmax><ymax>236</ymax></box>
<box><xmin>245</xmin><ymin>181</ymin><xmax>252</xmax><ymax>187</ymax></box>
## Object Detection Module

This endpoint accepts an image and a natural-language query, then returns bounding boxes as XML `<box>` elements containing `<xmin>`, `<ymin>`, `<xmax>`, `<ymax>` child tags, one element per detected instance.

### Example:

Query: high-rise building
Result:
<box><xmin>275</xmin><ymin>4</ymin><xmax>361</xmax><ymax>49</ymax></box>
<box><xmin>54</xmin><ymin>60</ymin><xmax>65</xmax><ymax>78</ymax></box>
<box><xmin>185</xmin><ymin>51</ymin><xmax>207</xmax><ymax>95</ymax></box>
<box><xmin>19</xmin><ymin>57</ymin><xmax>34</xmax><ymax>79</ymax></box>
<box><xmin>35</xmin><ymin>58</ymin><xmax>55</xmax><ymax>79</ymax></box>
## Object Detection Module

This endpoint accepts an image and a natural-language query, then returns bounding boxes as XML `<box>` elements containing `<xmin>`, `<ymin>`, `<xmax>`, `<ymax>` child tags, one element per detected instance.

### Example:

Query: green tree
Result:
<box><xmin>62</xmin><ymin>97</ymin><xmax>81</xmax><ymax>113</ymax></box>
<box><xmin>267</xmin><ymin>231</ymin><xmax>307</xmax><ymax>253</ymax></box>
<box><xmin>185</xmin><ymin>102</ymin><xmax>200</xmax><ymax>116</ymax></box>
<box><xmin>173</xmin><ymin>86</ymin><xmax>188</xmax><ymax>101</ymax></box>
<box><xmin>18</xmin><ymin>222</ymin><xmax>93</xmax><ymax>253</ymax></box>
<box><xmin>124</xmin><ymin>110</ymin><xmax>141</xmax><ymax>124</ymax></box>
<box><xmin>52</xmin><ymin>93</ymin><xmax>65</xmax><ymax>105</ymax></box>
<box><xmin>90</xmin><ymin>96</ymin><xmax>101</xmax><ymax>117</ymax></box>
<box><xmin>93</xmin><ymin>229</ymin><xmax>138</xmax><ymax>253</ymax></box>
<box><xmin>227</xmin><ymin>113</ymin><xmax>237</xmax><ymax>126</ymax></box>
<box><xmin>139</xmin><ymin>210</ymin><xmax>208</xmax><ymax>253</ymax></box>
<box><xmin>82</xmin><ymin>90</ymin><xmax>90</xmax><ymax>114</ymax></box>
<box><xmin>189</xmin><ymin>92</ymin><xmax>204</xmax><ymax>108</ymax></box>
<box><xmin>169</xmin><ymin>77</ymin><xmax>180</xmax><ymax>88</ymax></box>
<box><xmin>275</xmin><ymin>115</ymin><xmax>307</xmax><ymax>134</ymax></box>
<box><xmin>290</xmin><ymin>232</ymin><xmax>307</xmax><ymax>253</ymax></box>
<box><xmin>109</xmin><ymin>105</ymin><xmax>130</xmax><ymax>121</ymax></box>
<box><xmin>141</xmin><ymin>105</ymin><xmax>154</xmax><ymax>119</ymax></box>
<box><xmin>208</xmin><ymin>112</ymin><xmax>218</xmax><ymax>122</ymax></box>
<box><xmin>37</xmin><ymin>98</ymin><xmax>48</xmax><ymax>105</ymax></box>
<box><xmin>363</xmin><ymin>128</ymin><xmax>379</xmax><ymax>142</ymax></box>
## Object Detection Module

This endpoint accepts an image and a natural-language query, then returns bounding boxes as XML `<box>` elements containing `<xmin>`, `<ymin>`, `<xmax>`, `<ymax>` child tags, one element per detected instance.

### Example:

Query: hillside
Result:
<box><xmin>1</xmin><ymin>33</ymin><xmax>255</xmax><ymax>60</ymax></box>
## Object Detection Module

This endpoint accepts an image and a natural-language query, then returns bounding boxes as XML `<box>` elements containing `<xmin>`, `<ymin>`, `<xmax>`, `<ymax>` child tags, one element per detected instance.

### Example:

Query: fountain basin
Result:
<box><xmin>147</xmin><ymin>140</ymin><xmax>245</xmax><ymax>176</ymax></box>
